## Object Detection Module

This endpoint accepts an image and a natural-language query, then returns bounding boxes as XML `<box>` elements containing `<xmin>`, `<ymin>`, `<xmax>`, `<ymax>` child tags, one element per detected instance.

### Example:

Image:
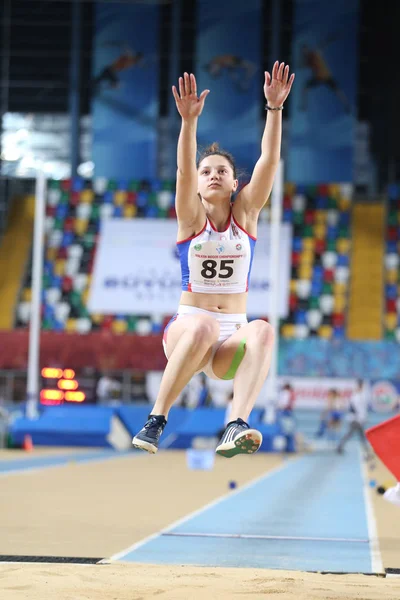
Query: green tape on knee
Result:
<box><xmin>221</xmin><ymin>338</ymin><xmax>246</xmax><ymax>380</ymax></box>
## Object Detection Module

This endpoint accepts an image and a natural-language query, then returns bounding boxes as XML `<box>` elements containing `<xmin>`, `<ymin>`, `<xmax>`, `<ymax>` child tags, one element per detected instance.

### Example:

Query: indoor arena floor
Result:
<box><xmin>1</xmin><ymin>445</ymin><xmax>400</xmax><ymax>599</ymax></box>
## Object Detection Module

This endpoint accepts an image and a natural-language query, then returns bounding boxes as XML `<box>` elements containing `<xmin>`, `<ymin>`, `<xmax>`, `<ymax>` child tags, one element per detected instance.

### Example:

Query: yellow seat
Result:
<box><xmin>314</xmin><ymin>224</ymin><xmax>326</xmax><ymax>240</ymax></box>
<box><xmin>65</xmin><ymin>318</ymin><xmax>77</xmax><ymax>333</ymax></box>
<box><xmin>299</xmin><ymin>249</ymin><xmax>314</xmax><ymax>266</ymax></box>
<box><xmin>281</xmin><ymin>323</ymin><xmax>295</xmax><ymax>338</ymax></box>
<box><xmin>114</xmin><ymin>191</ymin><xmax>127</xmax><ymax>206</ymax></box>
<box><xmin>290</xmin><ymin>280</ymin><xmax>297</xmax><ymax>294</ymax></box>
<box><xmin>91</xmin><ymin>313</ymin><xmax>103</xmax><ymax>325</ymax></box>
<box><xmin>298</xmin><ymin>264</ymin><xmax>312</xmax><ymax>280</ymax></box>
<box><xmin>112</xmin><ymin>319</ymin><xmax>128</xmax><ymax>335</ymax></box>
<box><xmin>334</xmin><ymin>294</ymin><xmax>347</xmax><ymax>312</ymax></box>
<box><xmin>334</xmin><ymin>282</ymin><xmax>347</xmax><ymax>295</ymax></box>
<box><xmin>54</xmin><ymin>259</ymin><xmax>66</xmax><ymax>277</ymax></box>
<box><xmin>386</xmin><ymin>269</ymin><xmax>398</xmax><ymax>284</ymax></box>
<box><xmin>284</xmin><ymin>183</ymin><xmax>296</xmax><ymax>196</ymax></box>
<box><xmin>124</xmin><ymin>204</ymin><xmax>137</xmax><ymax>219</ymax></box>
<box><xmin>46</xmin><ymin>248</ymin><xmax>57</xmax><ymax>262</ymax></box>
<box><xmin>328</xmin><ymin>184</ymin><xmax>340</xmax><ymax>198</ymax></box>
<box><xmin>74</xmin><ymin>218</ymin><xmax>88</xmax><ymax>236</ymax></box>
<box><xmin>80</xmin><ymin>189</ymin><xmax>94</xmax><ymax>203</ymax></box>
<box><xmin>22</xmin><ymin>288</ymin><xmax>32</xmax><ymax>302</ymax></box>
<box><xmin>318</xmin><ymin>325</ymin><xmax>333</xmax><ymax>339</ymax></box>
<box><xmin>339</xmin><ymin>197</ymin><xmax>351</xmax><ymax>211</ymax></box>
<box><xmin>336</xmin><ymin>238</ymin><xmax>351</xmax><ymax>254</ymax></box>
<box><xmin>303</xmin><ymin>238</ymin><xmax>315</xmax><ymax>251</ymax></box>
<box><xmin>314</xmin><ymin>210</ymin><xmax>327</xmax><ymax>224</ymax></box>
<box><xmin>385</xmin><ymin>313</ymin><xmax>398</xmax><ymax>331</ymax></box>
<box><xmin>81</xmin><ymin>288</ymin><xmax>89</xmax><ymax>305</ymax></box>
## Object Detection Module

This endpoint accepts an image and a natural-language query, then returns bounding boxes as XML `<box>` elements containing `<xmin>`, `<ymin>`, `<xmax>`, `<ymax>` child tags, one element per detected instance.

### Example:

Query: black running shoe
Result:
<box><xmin>132</xmin><ymin>414</ymin><xmax>167</xmax><ymax>454</ymax></box>
<box><xmin>216</xmin><ymin>418</ymin><xmax>262</xmax><ymax>458</ymax></box>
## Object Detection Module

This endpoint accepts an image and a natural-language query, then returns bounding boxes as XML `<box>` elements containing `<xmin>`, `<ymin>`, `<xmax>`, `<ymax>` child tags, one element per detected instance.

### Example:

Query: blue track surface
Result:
<box><xmin>113</xmin><ymin>449</ymin><xmax>378</xmax><ymax>573</ymax></box>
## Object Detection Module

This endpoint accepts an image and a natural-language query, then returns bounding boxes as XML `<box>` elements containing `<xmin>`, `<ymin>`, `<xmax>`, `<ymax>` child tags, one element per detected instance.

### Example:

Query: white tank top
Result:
<box><xmin>177</xmin><ymin>211</ymin><xmax>256</xmax><ymax>294</ymax></box>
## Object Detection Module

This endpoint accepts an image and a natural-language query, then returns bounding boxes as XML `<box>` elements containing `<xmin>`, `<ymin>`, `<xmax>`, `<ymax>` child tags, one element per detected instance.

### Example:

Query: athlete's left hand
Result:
<box><xmin>264</xmin><ymin>61</ymin><xmax>295</xmax><ymax>108</ymax></box>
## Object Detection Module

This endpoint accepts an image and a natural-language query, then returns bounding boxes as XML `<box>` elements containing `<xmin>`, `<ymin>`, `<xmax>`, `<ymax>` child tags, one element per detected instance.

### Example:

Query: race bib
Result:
<box><xmin>190</xmin><ymin>239</ymin><xmax>249</xmax><ymax>290</ymax></box>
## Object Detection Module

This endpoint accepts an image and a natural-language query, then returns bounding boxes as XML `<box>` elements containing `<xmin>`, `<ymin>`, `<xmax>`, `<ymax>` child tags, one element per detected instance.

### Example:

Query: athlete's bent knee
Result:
<box><xmin>190</xmin><ymin>315</ymin><xmax>220</xmax><ymax>347</ymax></box>
<box><xmin>252</xmin><ymin>320</ymin><xmax>274</xmax><ymax>346</ymax></box>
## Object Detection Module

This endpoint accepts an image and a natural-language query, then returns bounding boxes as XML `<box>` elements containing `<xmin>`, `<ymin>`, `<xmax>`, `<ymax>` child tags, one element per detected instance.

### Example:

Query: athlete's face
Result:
<box><xmin>197</xmin><ymin>154</ymin><xmax>238</xmax><ymax>201</ymax></box>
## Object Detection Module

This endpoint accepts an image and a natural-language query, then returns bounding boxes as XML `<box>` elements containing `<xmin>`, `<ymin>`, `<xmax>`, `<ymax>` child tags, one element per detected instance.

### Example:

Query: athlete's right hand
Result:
<box><xmin>172</xmin><ymin>73</ymin><xmax>210</xmax><ymax>120</ymax></box>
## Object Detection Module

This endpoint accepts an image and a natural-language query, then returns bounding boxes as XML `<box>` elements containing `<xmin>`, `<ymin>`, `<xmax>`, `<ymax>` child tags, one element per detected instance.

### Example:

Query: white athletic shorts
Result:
<box><xmin>162</xmin><ymin>305</ymin><xmax>247</xmax><ymax>380</ymax></box>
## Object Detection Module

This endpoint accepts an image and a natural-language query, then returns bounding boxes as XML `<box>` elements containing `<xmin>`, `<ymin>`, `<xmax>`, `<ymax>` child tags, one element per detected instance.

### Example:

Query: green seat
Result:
<box><xmin>328</xmin><ymin>197</ymin><xmax>337</xmax><ymax>209</ymax></box>
<box><xmin>303</xmin><ymin>225</ymin><xmax>313</xmax><ymax>238</ymax></box>
<box><xmin>107</xmin><ymin>179</ymin><xmax>118</xmax><ymax>190</ymax></box>
<box><xmin>388</xmin><ymin>211</ymin><xmax>397</xmax><ymax>226</ymax></box>
<box><xmin>127</xmin><ymin>316</ymin><xmax>138</xmax><ymax>332</ymax></box>
<box><xmin>54</xmin><ymin>217</ymin><xmax>64</xmax><ymax>230</ymax></box>
<box><xmin>60</xmin><ymin>191</ymin><xmax>70</xmax><ymax>205</ymax></box>
<box><xmin>48</xmin><ymin>180</ymin><xmax>61</xmax><ymax>190</ymax></box>
<box><xmin>42</xmin><ymin>318</ymin><xmax>53</xmax><ymax>330</ymax></box>
<box><xmin>91</xmin><ymin>205</ymin><xmax>100</xmax><ymax>220</ymax></box>
<box><xmin>163</xmin><ymin>180</ymin><xmax>176</xmax><ymax>191</ymax></box>
<box><xmin>322</xmin><ymin>283</ymin><xmax>333</xmax><ymax>294</ymax></box>
<box><xmin>83</xmin><ymin>233</ymin><xmax>95</xmax><ymax>249</ymax></box>
<box><xmin>128</xmin><ymin>180</ymin><xmax>140</xmax><ymax>191</ymax></box>
<box><xmin>327</xmin><ymin>240</ymin><xmax>336</xmax><ymax>251</ymax></box>
<box><xmin>42</xmin><ymin>274</ymin><xmax>51</xmax><ymax>288</ymax></box>
<box><xmin>293</xmin><ymin>212</ymin><xmax>304</xmax><ymax>225</ymax></box>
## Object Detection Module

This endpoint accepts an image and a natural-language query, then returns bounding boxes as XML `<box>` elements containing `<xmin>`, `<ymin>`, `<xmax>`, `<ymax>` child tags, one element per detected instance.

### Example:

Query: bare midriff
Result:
<box><xmin>179</xmin><ymin>290</ymin><xmax>247</xmax><ymax>314</ymax></box>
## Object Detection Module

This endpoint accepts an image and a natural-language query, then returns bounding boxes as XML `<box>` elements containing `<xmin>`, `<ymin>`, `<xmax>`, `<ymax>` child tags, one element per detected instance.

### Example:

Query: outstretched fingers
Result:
<box><xmin>178</xmin><ymin>76</ymin><xmax>185</xmax><ymax>98</ymax></box>
<box><xmin>199</xmin><ymin>89</ymin><xmax>210</xmax><ymax>102</ymax></box>
<box><xmin>277</xmin><ymin>61</ymin><xmax>285</xmax><ymax>80</ymax></box>
<box><xmin>287</xmin><ymin>72</ymin><xmax>295</xmax><ymax>90</ymax></box>
<box><xmin>271</xmin><ymin>60</ymin><xmax>279</xmax><ymax>80</ymax></box>
<box><xmin>171</xmin><ymin>85</ymin><xmax>180</xmax><ymax>102</ymax></box>
<box><xmin>190</xmin><ymin>73</ymin><xmax>197</xmax><ymax>96</ymax></box>
<box><xmin>184</xmin><ymin>72</ymin><xmax>191</xmax><ymax>95</ymax></box>
<box><xmin>283</xmin><ymin>64</ymin><xmax>290</xmax><ymax>85</ymax></box>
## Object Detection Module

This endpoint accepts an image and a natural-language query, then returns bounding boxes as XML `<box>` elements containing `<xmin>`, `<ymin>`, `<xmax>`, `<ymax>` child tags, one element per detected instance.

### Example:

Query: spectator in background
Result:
<box><xmin>336</xmin><ymin>379</ymin><xmax>372</xmax><ymax>458</ymax></box>
<box><xmin>96</xmin><ymin>373</ymin><xmax>122</xmax><ymax>405</ymax></box>
<box><xmin>277</xmin><ymin>382</ymin><xmax>295</xmax><ymax>414</ymax></box>
<box><xmin>315</xmin><ymin>388</ymin><xmax>343</xmax><ymax>440</ymax></box>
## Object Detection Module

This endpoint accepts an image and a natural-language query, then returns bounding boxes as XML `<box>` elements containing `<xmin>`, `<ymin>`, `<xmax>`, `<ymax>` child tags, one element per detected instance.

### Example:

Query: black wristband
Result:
<box><xmin>265</xmin><ymin>104</ymin><xmax>284</xmax><ymax>111</ymax></box>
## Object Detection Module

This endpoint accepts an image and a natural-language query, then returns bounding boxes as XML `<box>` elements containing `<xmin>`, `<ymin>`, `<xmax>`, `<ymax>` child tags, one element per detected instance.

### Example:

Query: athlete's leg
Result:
<box><xmin>152</xmin><ymin>314</ymin><xmax>220</xmax><ymax>417</ymax></box>
<box><xmin>211</xmin><ymin>320</ymin><xmax>274</xmax><ymax>457</ymax></box>
<box><xmin>132</xmin><ymin>314</ymin><xmax>220</xmax><ymax>453</ymax></box>
<box><xmin>212</xmin><ymin>319</ymin><xmax>274</xmax><ymax>422</ymax></box>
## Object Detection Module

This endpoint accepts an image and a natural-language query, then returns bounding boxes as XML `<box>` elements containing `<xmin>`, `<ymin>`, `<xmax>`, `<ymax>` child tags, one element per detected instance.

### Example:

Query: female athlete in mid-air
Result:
<box><xmin>132</xmin><ymin>61</ymin><xmax>295</xmax><ymax>457</ymax></box>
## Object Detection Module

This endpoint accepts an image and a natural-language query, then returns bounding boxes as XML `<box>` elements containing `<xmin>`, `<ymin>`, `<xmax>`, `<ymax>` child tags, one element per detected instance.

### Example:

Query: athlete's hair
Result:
<box><xmin>197</xmin><ymin>142</ymin><xmax>237</xmax><ymax>179</ymax></box>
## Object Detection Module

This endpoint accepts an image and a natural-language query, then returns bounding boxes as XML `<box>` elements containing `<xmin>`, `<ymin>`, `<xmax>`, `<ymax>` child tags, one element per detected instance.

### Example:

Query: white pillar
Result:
<box><xmin>264</xmin><ymin>159</ymin><xmax>284</xmax><ymax>417</ymax></box>
<box><xmin>26</xmin><ymin>170</ymin><xmax>46</xmax><ymax>419</ymax></box>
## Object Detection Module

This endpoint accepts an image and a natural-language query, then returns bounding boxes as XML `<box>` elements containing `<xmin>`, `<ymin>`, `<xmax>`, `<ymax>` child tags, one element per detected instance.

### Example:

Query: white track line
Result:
<box><xmin>359</xmin><ymin>449</ymin><xmax>384</xmax><ymax>573</ymax></box>
<box><xmin>161</xmin><ymin>532</ymin><xmax>369</xmax><ymax>543</ymax></box>
<box><xmin>104</xmin><ymin>455</ymin><xmax>302</xmax><ymax>563</ymax></box>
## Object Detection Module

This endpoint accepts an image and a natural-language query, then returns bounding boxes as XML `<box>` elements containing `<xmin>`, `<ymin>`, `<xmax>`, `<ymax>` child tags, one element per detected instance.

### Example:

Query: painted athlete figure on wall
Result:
<box><xmin>203</xmin><ymin>54</ymin><xmax>258</xmax><ymax>92</ymax></box>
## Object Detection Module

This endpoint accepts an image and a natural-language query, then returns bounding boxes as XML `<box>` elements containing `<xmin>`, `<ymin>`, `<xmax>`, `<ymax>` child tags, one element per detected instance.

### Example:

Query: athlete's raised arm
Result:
<box><xmin>172</xmin><ymin>73</ymin><xmax>210</xmax><ymax>230</ymax></box>
<box><xmin>235</xmin><ymin>61</ymin><xmax>294</xmax><ymax>222</ymax></box>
